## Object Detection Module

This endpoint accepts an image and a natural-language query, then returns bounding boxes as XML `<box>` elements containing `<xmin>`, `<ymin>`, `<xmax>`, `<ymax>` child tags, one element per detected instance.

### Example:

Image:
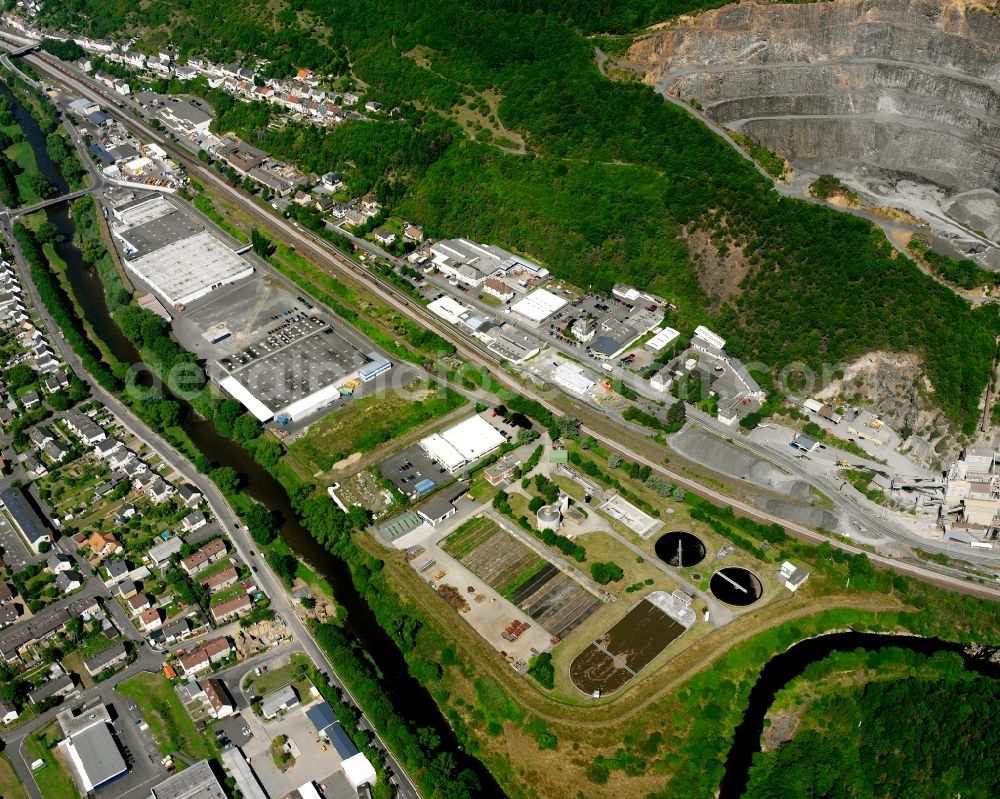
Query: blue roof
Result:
<box><xmin>414</xmin><ymin>478</ymin><xmax>436</xmax><ymax>495</ymax></box>
<box><xmin>327</xmin><ymin>722</ymin><xmax>360</xmax><ymax>759</ymax></box>
<box><xmin>305</xmin><ymin>701</ymin><xmax>337</xmax><ymax>734</ymax></box>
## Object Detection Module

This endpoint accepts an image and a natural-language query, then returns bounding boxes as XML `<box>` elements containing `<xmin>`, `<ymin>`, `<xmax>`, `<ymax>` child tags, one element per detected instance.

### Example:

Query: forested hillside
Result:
<box><xmin>38</xmin><ymin>0</ymin><xmax>1000</xmax><ymax>428</ymax></box>
<box><xmin>745</xmin><ymin>674</ymin><xmax>1000</xmax><ymax>798</ymax></box>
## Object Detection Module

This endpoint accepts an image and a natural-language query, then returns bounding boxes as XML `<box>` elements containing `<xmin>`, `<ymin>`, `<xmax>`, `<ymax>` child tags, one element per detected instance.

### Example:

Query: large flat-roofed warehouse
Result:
<box><xmin>218</xmin><ymin>309</ymin><xmax>392</xmax><ymax>423</ymax></box>
<box><xmin>56</xmin><ymin>704</ymin><xmax>128</xmax><ymax>794</ymax></box>
<box><xmin>420</xmin><ymin>414</ymin><xmax>507</xmax><ymax>473</ymax></box>
<box><xmin>509</xmin><ymin>288</ymin><xmax>567</xmax><ymax>326</ymax></box>
<box><xmin>124</xmin><ymin>230</ymin><xmax>254</xmax><ymax>307</ymax></box>
<box><xmin>108</xmin><ymin>194</ymin><xmax>254</xmax><ymax>307</ymax></box>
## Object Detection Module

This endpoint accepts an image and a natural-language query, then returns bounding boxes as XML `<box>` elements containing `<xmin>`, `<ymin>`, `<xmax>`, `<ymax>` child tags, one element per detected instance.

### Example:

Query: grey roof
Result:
<box><xmin>260</xmin><ymin>684</ymin><xmax>299</xmax><ymax>717</ymax></box>
<box><xmin>28</xmin><ymin>673</ymin><xmax>74</xmax><ymax>704</ymax></box>
<box><xmin>105</xmin><ymin>560</ymin><xmax>129</xmax><ymax>579</ymax></box>
<box><xmin>417</xmin><ymin>493</ymin><xmax>457</xmax><ymax>522</ymax></box>
<box><xmin>64</xmin><ymin>720</ymin><xmax>127</xmax><ymax>789</ymax></box>
<box><xmin>83</xmin><ymin>641</ymin><xmax>127</xmax><ymax>674</ymax></box>
<box><xmin>0</xmin><ymin>486</ymin><xmax>52</xmax><ymax>545</ymax></box>
<box><xmin>151</xmin><ymin>758</ymin><xmax>226</xmax><ymax>799</ymax></box>
<box><xmin>0</xmin><ymin>606</ymin><xmax>69</xmax><ymax>657</ymax></box>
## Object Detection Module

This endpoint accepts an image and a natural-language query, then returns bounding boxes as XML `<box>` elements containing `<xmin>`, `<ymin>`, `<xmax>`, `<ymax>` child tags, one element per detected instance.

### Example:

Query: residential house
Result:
<box><xmin>93</xmin><ymin>438</ymin><xmax>122</xmax><ymax>459</ymax></box>
<box><xmin>200</xmin><ymin>565</ymin><xmax>238</xmax><ymax>593</ymax></box>
<box><xmin>146</xmin><ymin>478</ymin><xmax>172</xmax><ymax>504</ymax></box>
<box><xmin>28</xmin><ymin>427</ymin><xmax>52</xmax><ymax>448</ymax></box>
<box><xmin>21</xmin><ymin>391</ymin><xmax>40</xmax><ymax>409</ymax></box>
<box><xmin>103</xmin><ymin>559</ymin><xmax>129</xmax><ymax>584</ymax></box>
<box><xmin>483</xmin><ymin>278</ymin><xmax>514</xmax><ymax>302</ymax></box>
<box><xmin>403</xmin><ymin>224</ymin><xmax>423</xmax><ymax>242</ymax></box>
<box><xmin>201</xmin><ymin>679</ymin><xmax>235</xmax><ymax>719</ymax></box>
<box><xmin>180</xmin><ymin>539</ymin><xmax>226</xmax><ymax>575</ymax></box>
<box><xmin>181</xmin><ymin>510</ymin><xmax>208</xmax><ymax>533</ymax></box>
<box><xmin>117</xmin><ymin>580</ymin><xmax>138</xmax><ymax>600</ymax></box>
<box><xmin>88</xmin><ymin>531</ymin><xmax>122</xmax><ymax>558</ymax></box>
<box><xmin>114</xmin><ymin>505</ymin><xmax>137</xmax><ymax>525</ymax></box>
<box><xmin>46</xmin><ymin>553</ymin><xmax>74</xmax><ymax>574</ymax></box>
<box><xmin>83</xmin><ymin>641</ymin><xmax>128</xmax><ymax>676</ymax></box>
<box><xmin>42</xmin><ymin>440</ymin><xmax>68</xmax><ymax>464</ymax></box>
<box><xmin>126</xmin><ymin>593</ymin><xmax>151</xmax><ymax>615</ymax></box>
<box><xmin>139</xmin><ymin>608</ymin><xmax>162</xmax><ymax>631</ymax></box>
<box><xmin>374</xmin><ymin>228</ymin><xmax>396</xmax><ymax>246</ymax></box>
<box><xmin>0</xmin><ymin>698</ymin><xmax>17</xmax><ymax>724</ymax></box>
<box><xmin>177</xmin><ymin>637</ymin><xmax>232</xmax><ymax>676</ymax></box>
<box><xmin>56</xmin><ymin>571</ymin><xmax>83</xmax><ymax>594</ymax></box>
<box><xmin>64</xmin><ymin>410</ymin><xmax>106</xmax><ymax>444</ymax></box>
<box><xmin>210</xmin><ymin>593</ymin><xmax>251</xmax><ymax>625</ymax></box>
<box><xmin>27</xmin><ymin>673</ymin><xmax>75</xmax><ymax>705</ymax></box>
<box><xmin>177</xmin><ymin>484</ymin><xmax>202</xmax><ymax>508</ymax></box>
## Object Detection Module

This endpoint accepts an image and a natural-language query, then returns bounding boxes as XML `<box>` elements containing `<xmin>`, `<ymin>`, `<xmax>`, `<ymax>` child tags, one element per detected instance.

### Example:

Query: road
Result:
<box><xmin>23</xmin><ymin>46</ymin><xmax>1000</xmax><ymax>602</ymax></box>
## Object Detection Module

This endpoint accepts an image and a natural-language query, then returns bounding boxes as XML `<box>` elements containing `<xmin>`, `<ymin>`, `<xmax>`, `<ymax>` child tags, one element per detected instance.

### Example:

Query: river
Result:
<box><xmin>6</xmin><ymin>84</ymin><xmax>506</xmax><ymax>797</ymax></box>
<box><xmin>717</xmin><ymin>630</ymin><xmax>1000</xmax><ymax>798</ymax></box>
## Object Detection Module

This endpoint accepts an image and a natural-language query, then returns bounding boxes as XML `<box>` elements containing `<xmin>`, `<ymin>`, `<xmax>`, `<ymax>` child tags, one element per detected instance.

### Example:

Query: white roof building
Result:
<box><xmin>509</xmin><ymin>288</ymin><xmax>567</xmax><ymax>325</ymax></box>
<box><xmin>552</xmin><ymin>362</ymin><xmax>597</xmax><ymax>395</ymax></box>
<box><xmin>428</xmin><ymin>295</ymin><xmax>470</xmax><ymax>325</ymax></box>
<box><xmin>420</xmin><ymin>415</ymin><xmax>506</xmax><ymax>473</ymax></box>
<box><xmin>124</xmin><ymin>230</ymin><xmax>254</xmax><ymax>307</ymax></box>
<box><xmin>342</xmin><ymin>754</ymin><xmax>378</xmax><ymax>789</ymax></box>
<box><xmin>646</xmin><ymin>327</ymin><xmax>681</xmax><ymax>353</ymax></box>
<box><xmin>693</xmin><ymin>325</ymin><xmax>726</xmax><ymax>352</ymax></box>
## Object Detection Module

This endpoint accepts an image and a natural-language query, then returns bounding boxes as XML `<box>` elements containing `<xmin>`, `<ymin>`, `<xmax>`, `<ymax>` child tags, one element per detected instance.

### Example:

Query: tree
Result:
<box><xmin>250</xmin><ymin>228</ymin><xmax>275</xmax><ymax>258</ymax></box>
<box><xmin>6</xmin><ymin>363</ymin><xmax>35</xmax><ymax>391</ymax></box>
<box><xmin>211</xmin><ymin>466</ymin><xmax>240</xmax><ymax>494</ymax></box>
<box><xmin>590</xmin><ymin>562</ymin><xmax>624</xmax><ymax>585</ymax></box>
<box><xmin>245</xmin><ymin>501</ymin><xmax>278</xmax><ymax>546</ymax></box>
<box><xmin>267</xmin><ymin>550</ymin><xmax>298</xmax><ymax>585</ymax></box>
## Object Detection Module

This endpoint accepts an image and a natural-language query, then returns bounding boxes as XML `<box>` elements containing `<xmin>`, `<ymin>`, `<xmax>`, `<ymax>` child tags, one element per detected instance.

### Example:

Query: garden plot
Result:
<box><xmin>442</xmin><ymin>518</ymin><xmax>602</xmax><ymax>639</ymax></box>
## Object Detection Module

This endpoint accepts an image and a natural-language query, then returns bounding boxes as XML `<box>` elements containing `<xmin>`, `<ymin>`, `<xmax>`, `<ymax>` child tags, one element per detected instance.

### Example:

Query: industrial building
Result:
<box><xmin>430</xmin><ymin>238</ymin><xmax>548</xmax><ymax>288</ymax></box>
<box><xmin>304</xmin><ymin>701</ymin><xmax>377</xmax><ymax>788</ymax></box>
<box><xmin>219</xmin><ymin>749</ymin><xmax>268</xmax><ymax>799</ymax></box>
<box><xmin>124</xmin><ymin>230</ymin><xmax>255</xmax><ymax>307</ymax></box>
<box><xmin>110</xmin><ymin>195</ymin><xmax>254</xmax><ymax>307</ymax></box>
<box><xmin>57</xmin><ymin>704</ymin><xmax>128</xmax><ymax>794</ymax></box>
<box><xmin>419</xmin><ymin>415</ymin><xmax>507</xmax><ymax>473</ymax></box>
<box><xmin>0</xmin><ymin>486</ymin><xmax>52</xmax><ymax>552</ymax></box>
<box><xmin>552</xmin><ymin>362</ymin><xmax>597</xmax><ymax>395</ymax></box>
<box><xmin>509</xmin><ymin>288</ymin><xmax>567</xmax><ymax>326</ymax></box>
<box><xmin>646</xmin><ymin>326</ymin><xmax>680</xmax><ymax>353</ymax></box>
<box><xmin>152</xmin><ymin>759</ymin><xmax>227</xmax><ymax>799</ymax></box>
<box><xmin>218</xmin><ymin>312</ymin><xmax>392</xmax><ymax>423</ymax></box>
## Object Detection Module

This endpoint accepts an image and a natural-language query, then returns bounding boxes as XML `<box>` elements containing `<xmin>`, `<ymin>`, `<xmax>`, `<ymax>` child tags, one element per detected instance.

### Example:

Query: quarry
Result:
<box><xmin>627</xmin><ymin>0</ymin><xmax>1000</xmax><ymax>269</ymax></box>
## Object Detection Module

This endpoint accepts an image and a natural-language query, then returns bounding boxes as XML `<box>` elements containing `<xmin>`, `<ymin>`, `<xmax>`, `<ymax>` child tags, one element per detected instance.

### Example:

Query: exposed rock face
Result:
<box><xmin>628</xmin><ymin>0</ymin><xmax>1000</xmax><ymax>265</ymax></box>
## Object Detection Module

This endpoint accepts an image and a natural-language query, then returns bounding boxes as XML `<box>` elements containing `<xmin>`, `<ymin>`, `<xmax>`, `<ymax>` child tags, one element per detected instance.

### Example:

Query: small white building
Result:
<box><xmin>778</xmin><ymin>561</ymin><xmax>809</xmax><ymax>592</ymax></box>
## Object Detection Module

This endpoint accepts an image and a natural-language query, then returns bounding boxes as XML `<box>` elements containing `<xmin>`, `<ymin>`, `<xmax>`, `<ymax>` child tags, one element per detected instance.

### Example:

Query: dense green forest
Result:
<box><xmin>38</xmin><ymin>0</ymin><xmax>1000</xmax><ymax>429</ymax></box>
<box><xmin>744</xmin><ymin>666</ymin><xmax>1000</xmax><ymax>798</ymax></box>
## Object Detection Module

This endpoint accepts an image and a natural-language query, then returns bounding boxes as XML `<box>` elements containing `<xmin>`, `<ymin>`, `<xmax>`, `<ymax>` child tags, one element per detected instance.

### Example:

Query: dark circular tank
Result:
<box><xmin>654</xmin><ymin>531</ymin><xmax>707</xmax><ymax>568</ymax></box>
<box><xmin>710</xmin><ymin>567</ymin><xmax>763</xmax><ymax>606</ymax></box>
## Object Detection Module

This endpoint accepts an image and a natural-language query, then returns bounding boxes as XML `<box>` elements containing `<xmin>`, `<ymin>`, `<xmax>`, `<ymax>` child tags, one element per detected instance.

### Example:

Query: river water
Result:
<box><xmin>6</xmin><ymin>85</ymin><xmax>505</xmax><ymax>796</ymax></box>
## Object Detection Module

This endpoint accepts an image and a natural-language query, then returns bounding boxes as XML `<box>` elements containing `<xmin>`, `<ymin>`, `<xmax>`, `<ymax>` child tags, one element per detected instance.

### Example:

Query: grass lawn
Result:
<box><xmin>248</xmin><ymin>653</ymin><xmax>314</xmax><ymax>698</ymax></box>
<box><xmin>209</xmin><ymin>584</ymin><xmax>247</xmax><ymax>606</ymax></box>
<box><xmin>117</xmin><ymin>672</ymin><xmax>217</xmax><ymax>763</ymax></box>
<box><xmin>285</xmin><ymin>382</ymin><xmax>467</xmax><ymax>475</ymax></box>
<box><xmin>0</xmin><ymin>753</ymin><xmax>28</xmax><ymax>799</ymax></box>
<box><xmin>23</xmin><ymin>723</ymin><xmax>78</xmax><ymax>799</ymax></box>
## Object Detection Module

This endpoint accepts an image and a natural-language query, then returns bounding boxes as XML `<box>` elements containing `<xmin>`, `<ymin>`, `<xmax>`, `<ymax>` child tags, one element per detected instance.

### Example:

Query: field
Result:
<box><xmin>443</xmin><ymin>517</ymin><xmax>602</xmax><ymax>638</ymax></box>
<box><xmin>285</xmin><ymin>381</ymin><xmax>467</xmax><ymax>476</ymax></box>
<box><xmin>23</xmin><ymin>723</ymin><xmax>77</xmax><ymax>799</ymax></box>
<box><xmin>246</xmin><ymin>652</ymin><xmax>315</xmax><ymax>698</ymax></box>
<box><xmin>117</xmin><ymin>672</ymin><xmax>217</xmax><ymax>763</ymax></box>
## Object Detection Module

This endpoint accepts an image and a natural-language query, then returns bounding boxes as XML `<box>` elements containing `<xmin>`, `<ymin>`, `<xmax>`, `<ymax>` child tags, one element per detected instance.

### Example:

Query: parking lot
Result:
<box><xmin>378</xmin><ymin>444</ymin><xmax>450</xmax><ymax>499</ymax></box>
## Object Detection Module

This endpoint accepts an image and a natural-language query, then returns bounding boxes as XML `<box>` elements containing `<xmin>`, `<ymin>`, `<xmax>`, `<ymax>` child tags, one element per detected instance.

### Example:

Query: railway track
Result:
<box><xmin>16</xmin><ymin>42</ymin><xmax>1000</xmax><ymax>604</ymax></box>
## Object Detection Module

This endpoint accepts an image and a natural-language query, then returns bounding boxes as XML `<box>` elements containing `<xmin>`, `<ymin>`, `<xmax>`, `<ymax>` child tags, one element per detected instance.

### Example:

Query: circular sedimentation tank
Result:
<box><xmin>710</xmin><ymin>567</ymin><xmax>763</xmax><ymax>607</ymax></box>
<box><xmin>654</xmin><ymin>531</ymin><xmax>706</xmax><ymax>568</ymax></box>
